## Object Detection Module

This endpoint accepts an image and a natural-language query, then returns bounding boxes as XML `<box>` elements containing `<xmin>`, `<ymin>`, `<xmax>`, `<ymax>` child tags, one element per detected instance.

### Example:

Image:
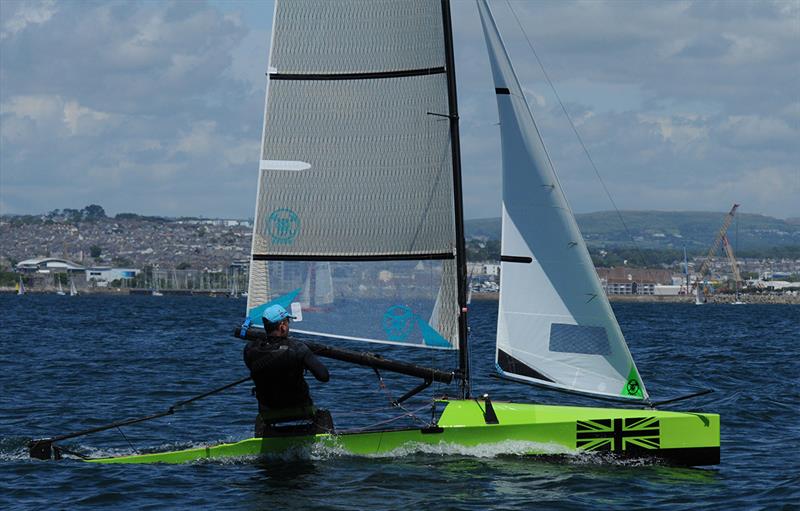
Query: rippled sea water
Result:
<box><xmin>1</xmin><ymin>294</ymin><xmax>798</xmax><ymax>510</ymax></box>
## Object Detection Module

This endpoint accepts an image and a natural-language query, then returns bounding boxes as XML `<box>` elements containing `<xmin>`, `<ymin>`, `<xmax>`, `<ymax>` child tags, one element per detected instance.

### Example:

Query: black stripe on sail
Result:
<box><xmin>497</xmin><ymin>349</ymin><xmax>555</xmax><ymax>382</ymax></box>
<box><xmin>501</xmin><ymin>255</ymin><xmax>532</xmax><ymax>263</ymax></box>
<box><xmin>269</xmin><ymin>67</ymin><xmax>446</xmax><ymax>81</ymax></box>
<box><xmin>495</xmin><ymin>87</ymin><xmax>511</xmax><ymax>95</ymax></box>
<box><xmin>252</xmin><ymin>253</ymin><xmax>455</xmax><ymax>262</ymax></box>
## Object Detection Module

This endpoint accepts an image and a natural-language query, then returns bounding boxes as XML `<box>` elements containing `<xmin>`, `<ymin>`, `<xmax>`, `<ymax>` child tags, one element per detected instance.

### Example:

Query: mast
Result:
<box><xmin>441</xmin><ymin>0</ymin><xmax>470</xmax><ymax>398</ymax></box>
<box><xmin>683</xmin><ymin>246</ymin><xmax>689</xmax><ymax>294</ymax></box>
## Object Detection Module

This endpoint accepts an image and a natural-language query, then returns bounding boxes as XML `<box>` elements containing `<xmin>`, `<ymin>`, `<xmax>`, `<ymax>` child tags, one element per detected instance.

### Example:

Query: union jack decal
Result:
<box><xmin>576</xmin><ymin>417</ymin><xmax>660</xmax><ymax>452</ymax></box>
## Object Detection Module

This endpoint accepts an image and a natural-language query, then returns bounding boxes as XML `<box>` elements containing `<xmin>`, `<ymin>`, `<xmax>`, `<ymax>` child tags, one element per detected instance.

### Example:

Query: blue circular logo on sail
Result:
<box><xmin>267</xmin><ymin>208</ymin><xmax>300</xmax><ymax>244</ymax></box>
<box><xmin>382</xmin><ymin>305</ymin><xmax>415</xmax><ymax>342</ymax></box>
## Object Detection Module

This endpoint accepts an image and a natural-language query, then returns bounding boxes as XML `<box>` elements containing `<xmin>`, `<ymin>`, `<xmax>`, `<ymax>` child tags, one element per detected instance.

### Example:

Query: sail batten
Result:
<box><xmin>269</xmin><ymin>67</ymin><xmax>447</xmax><ymax>81</ymax></box>
<box><xmin>291</xmin><ymin>329</ymin><xmax>457</xmax><ymax>351</ymax></box>
<box><xmin>478</xmin><ymin>0</ymin><xmax>648</xmax><ymax>401</ymax></box>
<box><xmin>246</xmin><ymin>0</ymin><xmax>460</xmax><ymax>351</ymax></box>
<box><xmin>251</xmin><ymin>253</ymin><xmax>456</xmax><ymax>261</ymax></box>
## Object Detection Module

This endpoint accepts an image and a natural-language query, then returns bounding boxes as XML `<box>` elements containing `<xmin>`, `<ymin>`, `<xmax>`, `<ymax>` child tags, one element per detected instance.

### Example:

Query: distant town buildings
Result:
<box><xmin>15</xmin><ymin>257</ymin><xmax>86</xmax><ymax>274</ymax></box>
<box><xmin>596</xmin><ymin>268</ymin><xmax>672</xmax><ymax>296</ymax></box>
<box><xmin>1</xmin><ymin>216</ymin><xmax>252</xmax><ymax>272</ymax></box>
<box><xmin>86</xmin><ymin>267</ymin><xmax>140</xmax><ymax>287</ymax></box>
<box><xmin>2</xmin><ymin>213</ymin><xmax>798</xmax><ymax>298</ymax></box>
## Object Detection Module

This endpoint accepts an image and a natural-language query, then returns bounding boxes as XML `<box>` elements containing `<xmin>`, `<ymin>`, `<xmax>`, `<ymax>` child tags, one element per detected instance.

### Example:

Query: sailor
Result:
<box><xmin>243</xmin><ymin>304</ymin><xmax>331</xmax><ymax>436</ymax></box>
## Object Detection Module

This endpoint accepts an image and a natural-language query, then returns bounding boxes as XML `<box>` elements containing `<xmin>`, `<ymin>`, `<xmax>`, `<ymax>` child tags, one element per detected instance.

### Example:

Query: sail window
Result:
<box><xmin>548</xmin><ymin>323</ymin><xmax>611</xmax><ymax>356</ymax></box>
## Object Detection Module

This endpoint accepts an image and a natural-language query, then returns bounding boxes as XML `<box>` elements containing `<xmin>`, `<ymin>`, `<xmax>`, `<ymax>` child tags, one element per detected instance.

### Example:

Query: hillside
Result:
<box><xmin>2</xmin><ymin>207</ymin><xmax>798</xmax><ymax>271</ymax></box>
<box><xmin>466</xmin><ymin>211</ymin><xmax>800</xmax><ymax>253</ymax></box>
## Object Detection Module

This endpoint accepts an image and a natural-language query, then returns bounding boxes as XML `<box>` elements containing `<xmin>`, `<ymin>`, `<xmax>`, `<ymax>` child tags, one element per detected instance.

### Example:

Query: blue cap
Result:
<box><xmin>262</xmin><ymin>304</ymin><xmax>296</xmax><ymax>324</ymax></box>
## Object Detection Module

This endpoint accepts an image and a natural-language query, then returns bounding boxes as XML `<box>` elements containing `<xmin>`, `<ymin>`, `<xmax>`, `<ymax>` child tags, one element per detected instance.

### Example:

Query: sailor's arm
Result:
<box><xmin>303</xmin><ymin>349</ymin><xmax>330</xmax><ymax>382</ymax></box>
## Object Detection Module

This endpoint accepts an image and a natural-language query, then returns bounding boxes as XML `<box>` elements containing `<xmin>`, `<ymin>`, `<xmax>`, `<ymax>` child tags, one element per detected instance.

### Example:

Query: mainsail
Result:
<box><xmin>477</xmin><ymin>1</ymin><xmax>648</xmax><ymax>401</ymax></box>
<box><xmin>246</xmin><ymin>0</ymin><xmax>463</xmax><ymax>350</ymax></box>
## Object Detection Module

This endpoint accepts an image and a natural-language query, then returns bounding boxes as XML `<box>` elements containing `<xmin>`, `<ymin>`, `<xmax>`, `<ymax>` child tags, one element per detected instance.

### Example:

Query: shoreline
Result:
<box><xmin>470</xmin><ymin>291</ymin><xmax>800</xmax><ymax>304</ymax></box>
<box><xmin>3</xmin><ymin>288</ymin><xmax>798</xmax><ymax>304</ymax></box>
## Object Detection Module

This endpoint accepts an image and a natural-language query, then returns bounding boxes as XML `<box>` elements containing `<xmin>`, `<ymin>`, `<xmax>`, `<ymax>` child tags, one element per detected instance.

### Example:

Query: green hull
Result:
<box><xmin>86</xmin><ymin>400</ymin><xmax>720</xmax><ymax>466</ymax></box>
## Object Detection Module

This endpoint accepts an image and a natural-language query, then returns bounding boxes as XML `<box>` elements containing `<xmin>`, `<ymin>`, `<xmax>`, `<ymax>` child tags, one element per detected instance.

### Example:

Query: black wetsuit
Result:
<box><xmin>243</xmin><ymin>336</ymin><xmax>329</xmax><ymax>412</ymax></box>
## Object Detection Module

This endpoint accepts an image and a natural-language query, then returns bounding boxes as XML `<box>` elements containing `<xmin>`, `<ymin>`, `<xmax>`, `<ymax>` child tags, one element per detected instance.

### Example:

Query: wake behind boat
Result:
<box><xmin>29</xmin><ymin>0</ymin><xmax>719</xmax><ymax>466</ymax></box>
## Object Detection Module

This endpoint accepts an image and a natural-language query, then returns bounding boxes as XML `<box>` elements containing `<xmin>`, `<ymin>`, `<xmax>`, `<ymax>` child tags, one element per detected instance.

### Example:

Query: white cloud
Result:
<box><xmin>174</xmin><ymin>121</ymin><xmax>218</xmax><ymax>156</ymax></box>
<box><xmin>724</xmin><ymin>33</ymin><xmax>775</xmax><ymax>63</ymax></box>
<box><xmin>224</xmin><ymin>140</ymin><xmax>259</xmax><ymax>167</ymax></box>
<box><xmin>720</xmin><ymin>115</ymin><xmax>797</xmax><ymax>147</ymax></box>
<box><xmin>522</xmin><ymin>86</ymin><xmax>547</xmax><ymax>108</ymax></box>
<box><xmin>1</xmin><ymin>0</ymin><xmax>797</xmax><ymax>220</ymax></box>
<box><xmin>637</xmin><ymin>113</ymin><xmax>709</xmax><ymax>148</ymax></box>
<box><xmin>1</xmin><ymin>95</ymin><xmax>113</xmax><ymax>137</ymax></box>
<box><xmin>1</xmin><ymin>94</ymin><xmax>61</xmax><ymax>121</ymax></box>
<box><xmin>709</xmin><ymin>165</ymin><xmax>799</xmax><ymax>217</ymax></box>
<box><xmin>0</xmin><ymin>0</ymin><xmax>56</xmax><ymax>40</ymax></box>
<box><xmin>62</xmin><ymin>101</ymin><xmax>111</xmax><ymax>135</ymax></box>
<box><xmin>165</xmin><ymin>53</ymin><xmax>205</xmax><ymax>83</ymax></box>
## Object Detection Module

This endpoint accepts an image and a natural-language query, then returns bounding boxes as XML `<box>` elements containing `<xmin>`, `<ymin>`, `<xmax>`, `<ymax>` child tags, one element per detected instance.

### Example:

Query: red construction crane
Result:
<box><xmin>694</xmin><ymin>203</ymin><xmax>739</xmax><ymax>285</ymax></box>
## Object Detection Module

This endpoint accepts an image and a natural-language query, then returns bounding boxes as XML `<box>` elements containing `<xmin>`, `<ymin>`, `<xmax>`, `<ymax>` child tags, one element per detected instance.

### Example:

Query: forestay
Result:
<box><xmin>477</xmin><ymin>1</ymin><xmax>648</xmax><ymax>401</ymax></box>
<box><xmin>246</xmin><ymin>0</ymin><xmax>460</xmax><ymax>350</ymax></box>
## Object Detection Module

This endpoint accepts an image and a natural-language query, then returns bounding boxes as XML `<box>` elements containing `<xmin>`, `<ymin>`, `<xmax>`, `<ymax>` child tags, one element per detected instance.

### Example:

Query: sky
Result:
<box><xmin>1</xmin><ymin>0</ymin><xmax>798</xmax><ymax>220</ymax></box>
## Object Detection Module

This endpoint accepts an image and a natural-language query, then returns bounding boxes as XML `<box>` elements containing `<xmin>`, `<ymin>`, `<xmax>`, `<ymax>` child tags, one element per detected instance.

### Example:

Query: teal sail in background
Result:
<box><xmin>247</xmin><ymin>288</ymin><xmax>301</xmax><ymax>323</ymax></box>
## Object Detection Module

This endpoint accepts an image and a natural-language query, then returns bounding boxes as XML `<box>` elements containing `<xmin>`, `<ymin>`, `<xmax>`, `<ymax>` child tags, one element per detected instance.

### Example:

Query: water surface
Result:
<box><xmin>1</xmin><ymin>295</ymin><xmax>798</xmax><ymax>509</ymax></box>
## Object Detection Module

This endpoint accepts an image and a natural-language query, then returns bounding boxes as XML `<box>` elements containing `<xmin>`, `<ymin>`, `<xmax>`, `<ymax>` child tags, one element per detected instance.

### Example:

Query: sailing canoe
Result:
<box><xmin>86</xmin><ymin>400</ymin><xmax>719</xmax><ymax>466</ymax></box>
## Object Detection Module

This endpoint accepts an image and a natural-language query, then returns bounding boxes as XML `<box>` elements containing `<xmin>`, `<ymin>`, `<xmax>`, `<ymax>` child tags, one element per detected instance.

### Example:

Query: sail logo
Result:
<box><xmin>576</xmin><ymin>417</ymin><xmax>660</xmax><ymax>452</ymax></box>
<box><xmin>381</xmin><ymin>305</ymin><xmax>452</xmax><ymax>347</ymax></box>
<box><xmin>382</xmin><ymin>305</ymin><xmax>415</xmax><ymax>341</ymax></box>
<box><xmin>267</xmin><ymin>208</ymin><xmax>300</xmax><ymax>244</ymax></box>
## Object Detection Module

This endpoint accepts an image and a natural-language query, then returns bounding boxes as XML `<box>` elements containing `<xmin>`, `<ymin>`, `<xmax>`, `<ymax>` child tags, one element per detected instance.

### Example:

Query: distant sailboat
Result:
<box><xmin>56</xmin><ymin>277</ymin><xmax>66</xmax><ymax>296</ymax></box>
<box><xmin>152</xmin><ymin>270</ymin><xmax>163</xmax><ymax>297</ymax></box>
<box><xmin>695</xmin><ymin>283</ymin><xmax>705</xmax><ymax>305</ymax></box>
<box><xmin>298</xmin><ymin>262</ymin><xmax>334</xmax><ymax>311</ymax></box>
<box><xmin>17</xmin><ymin>277</ymin><xmax>25</xmax><ymax>296</ymax></box>
<box><xmin>229</xmin><ymin>270</ymin><xmax>243</xmax><ymax>298</ymax></box>
<box><xmin>681</xmin><ymin>247</ymin><xmax>689</xmax><ymax>295</ymax></box>
<box><xmin>69</xmin><ymin>278</ymin><xmax>78</xmax><ymax>297</ymax></box>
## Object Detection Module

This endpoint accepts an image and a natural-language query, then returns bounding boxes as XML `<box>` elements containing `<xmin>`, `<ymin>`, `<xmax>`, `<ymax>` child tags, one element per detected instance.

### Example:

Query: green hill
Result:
<box><xmin>466</xmin><ymin>211</ymin><xmax>800</xmax><ymax>253</ymax></box>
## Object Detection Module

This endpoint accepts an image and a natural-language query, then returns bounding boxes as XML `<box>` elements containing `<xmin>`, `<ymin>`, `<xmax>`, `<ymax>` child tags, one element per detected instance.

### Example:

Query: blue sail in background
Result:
<box><xmin>247</xmin><ymin>288</ymin><xmax>302</xmax><ymax>323</ymax></box>
<box><xmin>417</xmin><ymin>318</ymin><xmax>452</xmax><ymax>348</ymax></box>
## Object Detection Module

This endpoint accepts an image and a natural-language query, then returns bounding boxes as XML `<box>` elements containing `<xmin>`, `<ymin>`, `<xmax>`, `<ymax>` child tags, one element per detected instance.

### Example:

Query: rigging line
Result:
<box><xmin>505</xmin><ymin>1</ymin><xmax>653</xmax><ymax>272</ymax></box>
<box><xmin>338</xmin><ymin>404</ymin><xmax>432</xmax><ymax>434</ymax></box>
<box><xmin>371</xmin><ymin>368</ymin><xmax>431</xmax><ymax>427</ymax></box>
<box><xmin>116</xmin><ymin>426</ymin><xmax>139</xmax><ymax>454</ymax></box>
<box><xmin>396</xmin><ymin>402</ymin><xmax>430</xmax><ymax>427</ymax></box>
